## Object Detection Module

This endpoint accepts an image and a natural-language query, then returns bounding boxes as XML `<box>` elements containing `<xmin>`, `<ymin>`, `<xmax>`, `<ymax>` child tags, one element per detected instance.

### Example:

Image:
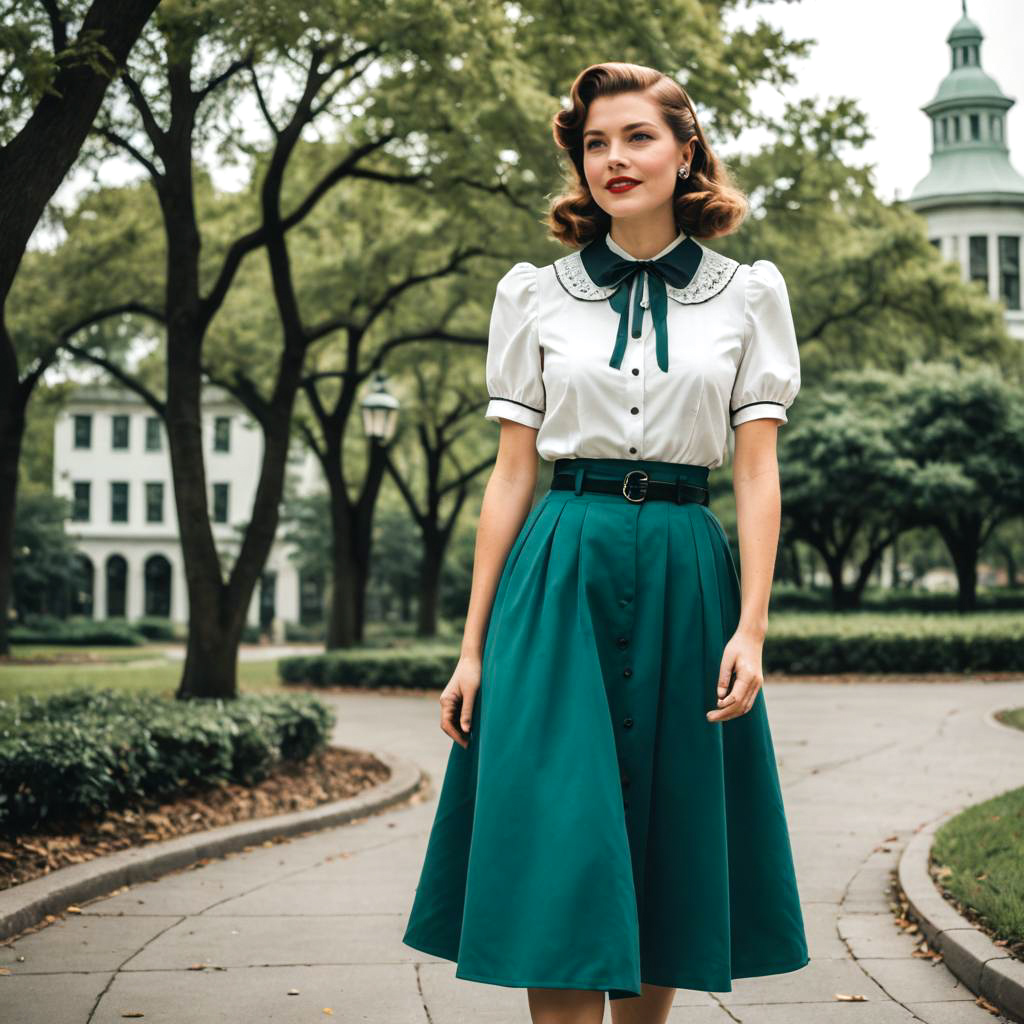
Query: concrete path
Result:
<box><xmin>2</xmin><ymin>679</ymin><xmax>1023</xmax><ymax>1023</ymax></box>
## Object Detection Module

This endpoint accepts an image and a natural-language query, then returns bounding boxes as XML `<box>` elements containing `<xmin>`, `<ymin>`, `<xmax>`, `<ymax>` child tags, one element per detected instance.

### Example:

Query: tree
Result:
<box><xmin>379</xmin><ymin>343</ymin><xmax>496</xmax><ymax>640</ymax></box>
<box><xmin>723</xmin><ymin>98</ymin><xmax>1021</xmax><ymax>384</ymax></box>
<box><xmin>0</xmin><ymin>0</ymin><xmax>161</xmax><ymax>652</ymax></box>
<box><xmin>894</xmin><ymin>362</ymin><xmax>1024</xmax><ymax>611</ymax></box>
<box><xmin>779</xmin><ymin>371</ymin><xmax>920</xmax><ymax>609</ymax></box>
<box><xmin>11</xmin><ymin>491</ymin><xmax>79</xmax><ymax>621</ymax></box>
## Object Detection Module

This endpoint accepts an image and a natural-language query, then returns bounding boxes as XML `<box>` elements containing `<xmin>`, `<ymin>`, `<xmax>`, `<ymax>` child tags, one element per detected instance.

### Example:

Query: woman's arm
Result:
<box><xmin>440</xmin><ymin>420</ymin><xmax>539</xmax><ymax>746</ymax></box>
<box><xmin>706</xmin><ymin>418</ymin><xmax>782</xmax><ymax>723</ymax></box>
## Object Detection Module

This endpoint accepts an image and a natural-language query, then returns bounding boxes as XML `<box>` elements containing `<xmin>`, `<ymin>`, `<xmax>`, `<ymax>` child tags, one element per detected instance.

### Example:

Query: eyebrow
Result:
<box><xmin>582</xmin><ymin>120</ymin><xmax>658</xmax><ymax>139</ymax></box>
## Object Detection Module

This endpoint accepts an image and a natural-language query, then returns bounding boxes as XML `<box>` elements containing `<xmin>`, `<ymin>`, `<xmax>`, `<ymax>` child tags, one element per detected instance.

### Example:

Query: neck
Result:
<box><xmin>608</xmin><ymin>215</ymin><xmax>681</xmax><ymax>260</ymax></box>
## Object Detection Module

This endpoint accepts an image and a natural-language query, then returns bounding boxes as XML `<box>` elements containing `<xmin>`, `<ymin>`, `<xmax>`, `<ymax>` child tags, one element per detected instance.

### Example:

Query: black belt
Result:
<box><xmin>551</xmin><ymin>468</ymin><xmax>709</xmax><ymax>505</ymax></box>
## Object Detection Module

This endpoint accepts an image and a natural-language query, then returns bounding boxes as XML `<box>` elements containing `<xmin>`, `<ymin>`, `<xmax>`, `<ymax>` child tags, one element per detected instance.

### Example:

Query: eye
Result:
<box><xmin>585</xmin><ymin>131</ymin><xmax>654</xmax><ymax>151</ymax></box>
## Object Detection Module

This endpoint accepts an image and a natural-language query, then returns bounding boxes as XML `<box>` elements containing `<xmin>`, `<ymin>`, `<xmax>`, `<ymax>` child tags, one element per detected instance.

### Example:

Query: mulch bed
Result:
<box><xmin>0</xmin><ymin>746</ymin><xmax>392</xmax><ymax>892</ymax></box>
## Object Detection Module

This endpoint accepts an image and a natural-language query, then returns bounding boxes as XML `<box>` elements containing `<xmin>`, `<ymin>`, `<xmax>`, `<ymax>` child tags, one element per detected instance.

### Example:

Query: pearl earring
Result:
<box><xmin>677</xmin><ymin>164</ymin><xmax>689</xmax><ymax>179</ymax></box>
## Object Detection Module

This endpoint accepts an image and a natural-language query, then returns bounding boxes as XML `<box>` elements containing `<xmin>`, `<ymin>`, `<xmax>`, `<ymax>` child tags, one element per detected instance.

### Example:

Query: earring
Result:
<box><xmin>677</xmin><ymin>164</ymin><xmax>689</xmax><ymax>179</ymax></box>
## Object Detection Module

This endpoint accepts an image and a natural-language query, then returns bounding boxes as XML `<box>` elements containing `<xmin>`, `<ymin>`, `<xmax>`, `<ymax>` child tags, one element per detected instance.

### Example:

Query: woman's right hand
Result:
<box><xmin>440</xmin><ymin>654</ymin><xmax>482</xmax><ymax>748</ymax></box>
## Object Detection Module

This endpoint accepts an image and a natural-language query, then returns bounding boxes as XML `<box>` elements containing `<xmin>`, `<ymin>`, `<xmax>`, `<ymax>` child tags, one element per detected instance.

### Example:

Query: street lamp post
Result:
<box><xmin>360</xmin><ymin>373</ymin><xmax>400</xmax><ymax>444</ymax></box>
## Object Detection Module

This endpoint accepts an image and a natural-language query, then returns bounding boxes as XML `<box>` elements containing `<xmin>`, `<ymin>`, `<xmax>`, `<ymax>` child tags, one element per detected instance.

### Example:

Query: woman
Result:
<box><xmin>402</xmin><ymin>61</ymin><xmax>809</xmax><ymax>1024</ymax></box>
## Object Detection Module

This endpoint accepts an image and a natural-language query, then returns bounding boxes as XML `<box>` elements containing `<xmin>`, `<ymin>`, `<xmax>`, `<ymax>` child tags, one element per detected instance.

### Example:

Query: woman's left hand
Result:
<box><xmin>707</xmin><ymin>629</ymin><xmax>764</xmax><ymax>722</ymax></box>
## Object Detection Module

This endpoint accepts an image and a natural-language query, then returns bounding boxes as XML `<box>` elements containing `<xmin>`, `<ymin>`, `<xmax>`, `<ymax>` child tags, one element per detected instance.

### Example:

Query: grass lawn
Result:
<box><xmin>931</xmin><ymin>785</ymin><xmax>1024</xmax><ymax>948</ymax></box>
<box><xmin>0</xmin><ymin>645</ymin><xmax>284</xmax><ymax>700</ymax></box>
<box><xmin>998</xmin><ymin>707</ymin><xmax>1024</xmax><ymax>732</ymax></box>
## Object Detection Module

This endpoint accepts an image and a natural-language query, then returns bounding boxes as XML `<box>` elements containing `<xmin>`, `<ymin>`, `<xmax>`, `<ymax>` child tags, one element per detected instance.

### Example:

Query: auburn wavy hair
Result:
<box><xmin>546</xmin><ymin>62</ymin><xmax>748</xmax><ymax>248</ymax></box>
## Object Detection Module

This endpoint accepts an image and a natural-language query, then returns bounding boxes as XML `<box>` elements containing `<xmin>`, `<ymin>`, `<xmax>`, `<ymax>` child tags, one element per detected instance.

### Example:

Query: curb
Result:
<box><xmin>898</xmin><ymin>808</ymin><xmax>1024</xmax><ymax>1024</ymax></box>
<box><xmin>0</xmin><ymin>748</ymin><xmax>424</xmax><ymax>943</ymax></box>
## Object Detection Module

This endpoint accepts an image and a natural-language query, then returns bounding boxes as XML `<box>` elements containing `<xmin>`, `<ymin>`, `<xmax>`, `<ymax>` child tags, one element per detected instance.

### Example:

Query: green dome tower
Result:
<box><xmin>908</xmin><ymin>3</ymin><xmax>1024</xmax><ymax>337</ymax></box>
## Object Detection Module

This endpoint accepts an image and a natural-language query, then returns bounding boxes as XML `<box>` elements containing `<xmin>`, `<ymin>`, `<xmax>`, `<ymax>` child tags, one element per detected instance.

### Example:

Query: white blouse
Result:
<box><xmin>483</xmin><ymin>229</ymin><xmax>801</xmax><ymax>470</ymax></box>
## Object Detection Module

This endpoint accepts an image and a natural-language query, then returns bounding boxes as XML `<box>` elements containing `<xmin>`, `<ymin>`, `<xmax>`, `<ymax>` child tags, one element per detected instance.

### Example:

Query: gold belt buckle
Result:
<box><xmin>622</xmin><ymin>469</ymin><xmax>649</xmax><ymax>503</ymax></box>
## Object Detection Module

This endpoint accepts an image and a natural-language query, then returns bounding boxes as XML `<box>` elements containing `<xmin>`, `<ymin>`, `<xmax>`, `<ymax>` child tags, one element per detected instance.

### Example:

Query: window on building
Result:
<box><xmin>213</xmin><ymin>415</ymin><xmax>231</xmax><ymax>452</ymax></box>
<box><xmin>999</xmin><ymin>235</ymin><xmax>1021</xmax><ymax>311</ymax></box>
<box><xmin>110</xmin><ymin>481</ymin><xmax>129</xmax><ymax>523</ymax></box>
<box><xmin>146</xmin><ymin>481</ymin><xmax>164</xmax><ymax>523</ymax></box>
<box><xmin>299</xmin><ymin>572</ymin><xmax>325</xmax><ymax>625</ymax></box>
<box><xmin>941</xmin><ymin>118</ymin><xmax>949</xmax><ymax>144</ymax></box>
<box><xmin>145</xmin><ymin>416</ymin><xmax>162</xmax><ymax>451</ymax></box>
<box><xmin>969</xmin><ymin>235</ymin><xmax>989</xmax><ymax>286</ymax></box>
<box><xmin>212</xmin><ymin>482</ymin><xmax>229</xmax><ymax>523</ymax></box>
<box><xmin>969</xmin><ymin>113</ymin><xmax>980</xmax><ymax>141</ymax></box>
<box><xmin>952</xmin><ymin>116</ymin><xmax>961</xmax><ymax>142</ymax></box>
<box><xmin>71</xmin><ymin>481</ymin><xmax>91</xmax><ymax>522</ymax></box>
<box><xmin>111</xmin><ymin>414</ymin><xmax>130</xmax><ymax>450</ymax></box>
<box><xmin>73</xmin><ymin>414</ymin><xmax>92</xmax><ymax>449</ymax></box>
<box><xmin>929</xmin><ymin>238</ymin><xmax>942</xmax><ymax>253</ymax></box>
<box><xmin>106</xmin><ymin>555</ymin><xmax>127</xmax><ymax>618</ymax></box>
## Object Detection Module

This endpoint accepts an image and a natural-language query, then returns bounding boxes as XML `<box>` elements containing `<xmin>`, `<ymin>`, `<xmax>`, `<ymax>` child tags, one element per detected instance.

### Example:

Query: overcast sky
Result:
<box><xmin>724</xmin><ymin>0</ymin><xmax>1024</xmax><ymax>201</ymax></box>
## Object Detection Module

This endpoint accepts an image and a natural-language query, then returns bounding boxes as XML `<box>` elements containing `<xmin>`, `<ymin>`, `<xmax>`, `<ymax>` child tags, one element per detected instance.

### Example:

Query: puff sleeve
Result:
<box><xmin>484</xmin><ymin>262</ymin><xmax>546</xmax><ymax>429</ymax></box>
<box><xmin>729</xmin><ymin>260</ymin><xmax>801</xmax><ymax>428</ymax></box>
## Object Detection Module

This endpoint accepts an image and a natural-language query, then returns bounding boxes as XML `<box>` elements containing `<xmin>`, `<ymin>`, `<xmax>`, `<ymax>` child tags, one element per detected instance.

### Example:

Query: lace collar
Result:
<box><xmin>553</xmin><ymin>235</ymin><xmax>740</xmax><ymax>305</ymax></box>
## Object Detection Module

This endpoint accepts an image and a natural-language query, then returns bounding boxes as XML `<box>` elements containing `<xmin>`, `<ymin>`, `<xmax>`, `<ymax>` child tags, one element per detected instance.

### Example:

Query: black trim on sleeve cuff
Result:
<box><xmin>730</xmin><ymin>400</ymin><xmax>784</xmax><ymax>414</ymax></box>
<box><xmin>488</xmin><ymin>395</ymin><xmax>545</xmax><ymax>414</ymax></box>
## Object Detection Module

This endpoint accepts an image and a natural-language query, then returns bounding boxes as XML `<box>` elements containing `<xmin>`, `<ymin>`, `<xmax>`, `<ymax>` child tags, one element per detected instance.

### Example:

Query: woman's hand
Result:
<box><xmin>439</xmin><ymin>654</ymin><xmax>482</xmax><ymax>748</ymax></box>
<box><xmin>707</xmin><ymin>628</ymin><xmax>765</xmax><ymax>723</ymax></box>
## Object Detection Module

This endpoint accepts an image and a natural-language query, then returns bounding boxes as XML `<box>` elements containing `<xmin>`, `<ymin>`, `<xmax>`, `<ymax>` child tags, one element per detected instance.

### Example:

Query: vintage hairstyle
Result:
<box><xmin>546</xmin><ymin>62</ymin><xmax>748</xmax><ymax>248</ymax></box>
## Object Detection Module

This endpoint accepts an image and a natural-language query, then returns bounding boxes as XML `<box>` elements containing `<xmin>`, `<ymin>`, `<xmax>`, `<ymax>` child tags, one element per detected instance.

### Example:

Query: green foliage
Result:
<box><xmin>8</xmin><ymin>615</ymin><xmax>145</xmax><ymax>646</ymax></box>
<box><xmin>11</xmin><ymin>491</ymin><xmax>79</xmax><ymax>620</ymax></box>
<box><xmin>0</xmin><ymin>1</ymin><xmax>121</xmax><ymax>144</ymax></box>
<box><xmin>762</xmin><ymin>611</ymin><xmax>1024</xmax><ymax>674</ymax></box>
<box><xmin>778</xmin><ymin>364</ymin><xmax>1024</xmax><ymax>607</ymax></box>
<box><xmin>723</xmin><ymin>97</ymin><xmax>1021</xmax><ymax>383</ymax></box>
<box><xmin>0</xmin><ymin>688</ymin><xmax>335</xmax><ymax>831</ymax></box>
<box><xmin>132</xmin><ymin>617</ymin><xmax>181</xmax><ymax>641</ymax></box>
<box><xmin>279</xmin><ymin>647</ymin><xmax>460</xmax><ymax>688</ymax></box>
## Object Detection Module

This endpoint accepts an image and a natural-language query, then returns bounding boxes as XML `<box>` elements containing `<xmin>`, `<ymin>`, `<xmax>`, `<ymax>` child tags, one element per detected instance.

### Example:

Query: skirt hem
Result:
<box><xmin>403</xmin><ymin>936</ymin><xmax>811</xmax><ymax>997</ymax></box>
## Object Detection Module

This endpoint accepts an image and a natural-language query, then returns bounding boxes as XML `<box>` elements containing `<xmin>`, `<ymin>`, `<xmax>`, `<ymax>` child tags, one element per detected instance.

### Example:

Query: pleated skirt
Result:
<box><xmin>401</xmin><ymin>456</ymin><xmax>809</xmax><ymax>1000</ymax></box>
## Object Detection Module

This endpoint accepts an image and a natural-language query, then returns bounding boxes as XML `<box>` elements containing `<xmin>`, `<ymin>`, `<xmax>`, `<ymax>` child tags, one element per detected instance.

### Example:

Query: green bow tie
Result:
<box><xmin>579</xmin><ymin>232</ymin><xmax>703</xmax><ymax>372</ymax></box>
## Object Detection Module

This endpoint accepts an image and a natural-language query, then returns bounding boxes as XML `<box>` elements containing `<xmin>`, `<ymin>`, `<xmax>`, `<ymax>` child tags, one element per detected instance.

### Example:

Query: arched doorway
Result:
<box><xmin>144</xmin><ymin>554</ymin><xmax>172</xmax><ymax>617</ymax></box>
<box><xmin>106</xmin><ymin>555</ymin><xmax>127</xmax><ymax>618</ymax></box>
<box><xmin>70</xmin><ymin>554</ymin><xmax>94</xmax><ymax>618</ymax></box>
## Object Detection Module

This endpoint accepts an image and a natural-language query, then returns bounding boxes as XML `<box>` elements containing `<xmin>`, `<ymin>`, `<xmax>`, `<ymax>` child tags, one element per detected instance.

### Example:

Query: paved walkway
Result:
<box><xmin>3</xmin><ymin>679</ymin><xmax>1024</xmax><ymax>1023</ymax></box>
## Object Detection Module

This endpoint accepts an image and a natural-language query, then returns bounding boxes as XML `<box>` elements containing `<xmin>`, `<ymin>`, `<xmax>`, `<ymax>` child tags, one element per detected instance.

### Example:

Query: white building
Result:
<box><xmin>908</xmin><ymin>5</ymin><xmax>1024</xmax><ymax>340</ymax></box>
<box><xmin>52</xmin><ymin>384</ymin><xmax>324</xmax><ymax>632</ymax></box>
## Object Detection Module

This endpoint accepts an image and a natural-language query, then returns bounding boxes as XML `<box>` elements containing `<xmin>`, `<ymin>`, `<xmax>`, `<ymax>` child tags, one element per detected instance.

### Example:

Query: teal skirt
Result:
<box><xmin>402</xmin><ymin>456</ymin><xmax>809</xmax><ymax>1000</ymax></box>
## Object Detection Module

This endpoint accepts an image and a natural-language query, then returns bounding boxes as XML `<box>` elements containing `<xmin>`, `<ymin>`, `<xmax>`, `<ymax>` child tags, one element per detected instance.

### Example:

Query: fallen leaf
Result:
<box><xmin>287</xmin><ymin>988</ymin><xmax>300</xmax><ymax>995</ymax></box>
<box><xmin>66</xmin><ymin>905</ymin><xmax>82</xmax><ymax>914</ymax></box>
<box><xmin>834</xmin><ymin>993</ymin><xmax>868</xmax><ymax>1002</ymax></box>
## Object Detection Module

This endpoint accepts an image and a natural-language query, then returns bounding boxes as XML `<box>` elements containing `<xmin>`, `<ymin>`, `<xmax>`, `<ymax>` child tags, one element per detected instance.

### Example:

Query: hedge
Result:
<box><xmin>8</xmin><ymin>615</ymin><xmax>145</xmax><ymax>647</ymax></box>
<box><xmin>0</xmin><ymin>688</ymin><xmax>335</xmax><ymax>832</ymax></box>
<box><xmin>278</xmin><ymin>614</ymin><xmax>1024</xmax><ymax>688</ymax></box>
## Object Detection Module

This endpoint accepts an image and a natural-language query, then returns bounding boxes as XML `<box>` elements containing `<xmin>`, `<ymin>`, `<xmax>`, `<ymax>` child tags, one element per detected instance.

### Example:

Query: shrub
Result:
<box><xmin>0</xmin><ymin>689</ymin><xmax>335</xmax><ymax>832</ymax></box>
<box><xmin>9</xmin><ymin>615</ymin><xmax>145</xmax><ymax>646</ymax></box>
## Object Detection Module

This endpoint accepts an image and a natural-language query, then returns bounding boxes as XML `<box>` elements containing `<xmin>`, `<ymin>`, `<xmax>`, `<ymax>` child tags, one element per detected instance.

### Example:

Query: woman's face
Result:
<box><xmin>581</xmin><ymin>91</ymin><xmax>693</xmax><ymax>223</ymax></box>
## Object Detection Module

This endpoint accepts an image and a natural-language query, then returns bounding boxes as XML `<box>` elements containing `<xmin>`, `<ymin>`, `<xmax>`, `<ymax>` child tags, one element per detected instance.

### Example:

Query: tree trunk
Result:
<box><xmin>0</xmin><ymin>383</ymin><xmax>25</xmax><ymax>655</ymax></box>
<box><xmin>326</xmin><ymin>531</ymin><xmax>358</xmax><ymax>648</ymax></box>
<box><xmin>416</xmin><ymin>540</ymin><xmax>444</xmax><ymax>637</ymax></box>
<box><xmin>936</xmin><ymin>518</ymin><xmax>981</xmax><ymax>613</ymax></box>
